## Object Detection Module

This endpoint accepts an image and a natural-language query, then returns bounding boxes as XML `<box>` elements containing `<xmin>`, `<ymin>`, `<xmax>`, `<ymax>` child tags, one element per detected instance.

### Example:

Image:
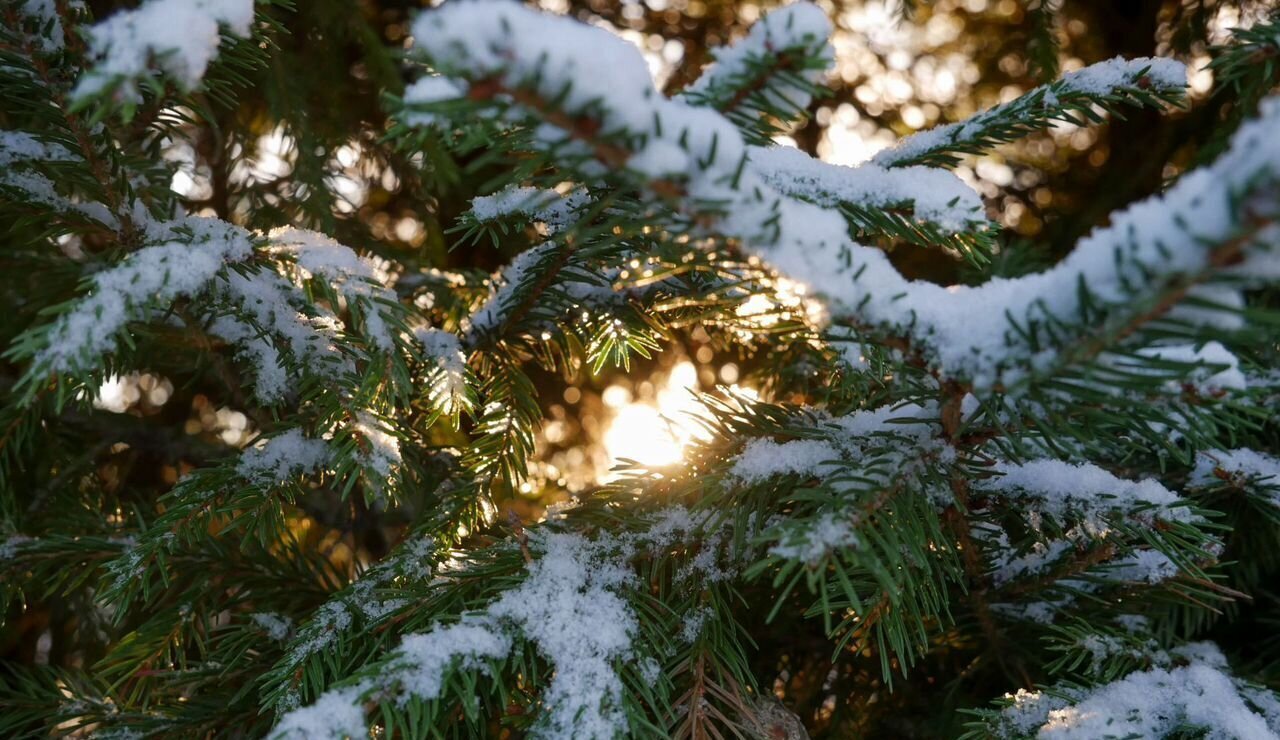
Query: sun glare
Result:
<box><xmin>600</xmin><ymin>360</ymin><xmax>758</xmax><ymax>477</ymax></box>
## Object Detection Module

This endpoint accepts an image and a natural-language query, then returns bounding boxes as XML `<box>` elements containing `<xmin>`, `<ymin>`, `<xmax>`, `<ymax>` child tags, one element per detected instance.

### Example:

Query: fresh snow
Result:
<box><xmin>19</xmin><ymin>0</ymin><xmax>69</xmax><ymax>52</ymax></box>
<box><xmin>748</xmin><ymin>144</ymin><xmax>986</xmax><ymax>231</ymax></box>
<box><xmin>0</xmin><ymin>132</ymin><xmax>116</xmax><ymax>227</ymax></box>
<box><xmin>275</xmin><ymin>508</ymin><xmax>741</xmax><ymax>738</ymax></box>
<box><xmin>73</xmin><ymin>0</ymin><xmax>255</xmax><ymax>101</ymax></box>
<box><xmin>277</xmin><ymin>529</ymin><xmax>641</xmax><ymax>739</ymax></box>
<box><xmin>768</xmin><ymin>513</ymin><xmax>859</xmax><ymax>563</ymax></box>
<box><xmin>35</xmin><ymin>217</ymin><xmax>255</xmax><ymax>373</ymax></box>
<box><xmin>1193</xmin><ymin>449</ymin><xmax>1280</xmax><ymax>508</ymax></box>
<box><xmin>871</xmin><ymin>57</ymin><xmax>1187</xmax><ymax>167</ymax></box>
<box><xmin>272</xmin><ymin>683</ymin><xmax>371</xmax><ymax>740</ymax></box>
<box><xmin>282</xmin><ymin>536</ymin><xmax>435</xmax><ymax>675</ymax></box>
<box><xmin>268</xmin><ymin>227</ymin><xmax>398</xmax><ymax>351</ymax></box>
<box><xmin>979</xmin><ymin>459</ymin><xmax>1195</xmax><ymax>523</ymax></box>
<box><xmin>999</xmin><ymin>643</ymin><xmax>1280</xmax><ymax>739</ymax></box>
<box><xmin>211</xmin><ymin>267</ymin><xmax>350</xmax><ymax>400</ymax></box>
<box><xmin>465</xmin><ymin>242</ymin><xmax>558</xmax><ymax>339</ymax></box>
<box><xmin>1127</xmin><ymin>341</ymin><xmax>1247</xmax><ymax>393</ymax></box>
<box><xmin>0</xmin><ymin>130</ymin><xmax>74</xmax><ymax>166</ymax></box>
<box><xmin>400</xmin><ymin>76</ymin><xmax>466</xmax><ymax>127</ymax></box>
<box><xmin>237</xmin><ymin>429</ymin><xmax>331</xmax><ymax>484</ymax></box>
<box><xmin>797</xmin><ymin>96</ymin><xmax>1280</xmax><ymax>389</ymax></box>
<box><xmin>1194</xmin><ymin>449</ymin><xmax>1280</xmax><ymax>487</ymax></box>
<box><xmin>404</xmin><ymin>0</ymin><xmax>1268</xmax><ymax>392</ymax></box>
<box><xmin>729</xmin><ymin>438</ymin><xmax>841</xmax><ymax>483</ymax></box>
<box><xmin>250</xmin><ymin>612</ymin><xmax>293</xmax><ymax>641</ymax></box>
<box><xmin>678</xmin><ymin>1</ymin><xmax>833</xmax><ymax>113</ymax></box>
<box><xmin>413</xmin><ymin>327</ymin><xmax>470</xmax><ymax>416</ymax></box>
<box><xmin>352</xmin><ymin>411</ymin><xmax>402</xmax><ymax>479</ymax></box>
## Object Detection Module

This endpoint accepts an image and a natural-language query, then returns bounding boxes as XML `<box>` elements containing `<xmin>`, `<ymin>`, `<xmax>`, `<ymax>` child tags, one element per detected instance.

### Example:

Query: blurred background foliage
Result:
<box><xmin>4</xmin><ymin>0</ymin><xmax>1277</xmax><ymax>735</ymax></box>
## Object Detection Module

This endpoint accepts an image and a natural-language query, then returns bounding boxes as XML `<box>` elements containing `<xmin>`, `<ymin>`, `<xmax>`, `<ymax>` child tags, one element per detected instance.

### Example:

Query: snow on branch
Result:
<box><xmin>677</xmin><ymin>2</ymin><xmax>834</xmax><ymax>142</ymax></box>
<box><xmin>268</xmin><ymin>227</ymin><xmax>399</xmax><ymax>351</ymax></box>
<box><xmin>73</xmin><ymin>0</ymin><xmax>255</xmax><ymax>103</ymax></box>
<box><xmin>871</xmin><ymin>57</ymin><xmax>1188</xmax><ymax>168</ymax></box>
<box><xmin>237</xmin><ymin>429</ymin><xmax>332</xmax><ymax>485</ymax></box>
<box><xmin>727</xmin><ymin>402</ymin><xmax>946</xmax><ymax>485</ymax></box>
<box><xmin>17</xmin><ymin>0</ymin><xmax>70</xmax><ymax>53</ymax></box>
<box><xmin>792</xmin><ymin>96</ymin><xmax>1280</xmax><ymax>389</ymax></box>
<box><xmin>464</xmin><ymin>241</ymin><xmax>560</xmax><ymax>341</ymax></box>
<box><xmin>978</xmin><ymin>459</ymin><xmax>1197</xmax><ymax>524</ymax></box>
<box><xmin>0</xmin><ymin>130</ymin><xmax>75</xmax><ymax>166</ymax></box>
<box><xmin>1193</xmin><ymin>449</ymin><xmax>1280</xmax><ymax>508</ymax></box>
<box><xmin>747</xmin><ymin>144</ymin><xmax>987</xmax><ymax>232</ymax></box>
<box><xmin>273</xmin><ymin>507</ymin><xmax>740</xmax><ymax>738</ymax></box>
<box><xmin>209</xmin><ymin>268</ymin><xmax>350</xmax><ymax>402</ymax></box>
<box><xmin>403</xmin><ymin>1</ymin><xmax>1279</xmax><ymax>392</ymax></box>
<box><xmin>275</xmin><ymin>529</ymin><xmax>640</xmax><ymax>739</ymax></box>
<box><xmin>16</xmin><ymin>216</ymin><xmax>255</xmax><ymax>379</ymax></box>
<box><xmin>988</xmin><ymin>643</ymin><xmax>1280</xmax><ymax>739</ymax></box>
<box><xmin>0</xmin><ymin>130</ymin><xmax>117</xmax><ymax>228</ymax></box>
<box><xmin>275</xmin><ymin>535</ymin><xmax>435</xmax><ymax>693</ymax></box>
<box><xmin>467</xmin><ymin>186</ymin><xmax>591</xmax><ymax>233</ymax></box>
<box><xmin>413</xmin><ymin>327</ymin><xmax>473</xmax><ymax>421</ymax></box>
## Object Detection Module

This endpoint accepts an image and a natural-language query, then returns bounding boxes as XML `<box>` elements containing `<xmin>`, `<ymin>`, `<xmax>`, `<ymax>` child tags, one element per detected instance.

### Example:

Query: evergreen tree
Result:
<box><xmin>3</xmin><ymin>1</ymin><xmax>1280</xmax><ymax>738</ymax></box>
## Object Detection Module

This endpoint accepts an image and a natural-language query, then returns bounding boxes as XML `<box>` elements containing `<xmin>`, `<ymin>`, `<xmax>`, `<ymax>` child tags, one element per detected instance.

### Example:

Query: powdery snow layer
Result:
<box><xmin>0</xmin><ymin>130</ymin><xmax>74</xmax><ymax>166</ymax></box>
<box><xmin>979</xmin><ymin>459</ymin><xmax>1195</xmax><ymax>523</ymax></box>
<box><xmin>400</xmin><ymin>75</ymin><xmax>466</xmax><ymax>127</ymax></box>
<box><xmin>1111</xmin><ymin>341</ymin><xmax>1248</xmax><ymax>394</ymax></box>
<box><xmin>748</xmin><ymin>144</ymin><xmax>985</xmax><ymax>231</ymax></box>
<box><xmin>73</xmin><ymin>0</ymin><xmax>255</xmax><ymax>101</ymax></box>
<box><xmin>871</xmin><ymin>56</ymin><xmax>1187</xmax><ymax>167</ymax></box>
<box><xmin>997</xmin><ymin>643</ymin><xmax>1280</xmax><ymax>739</ymax></box>
<box><xmin>271</xmin><ymin>683</ymin><xmax>371</xmax><ymax>740</ymax></box>
<box><xmin>413</xmin><ymin>327</ymin><xmax>470</xmax><ymax>415</ymax></box>
<box><xmin>725</xmin><ymin>402</ymin><xmax>945</xmax><ymax>485</ymax></box>
<box><xmin>728</xmin><ymin>438</ymin><xmax>841</xmax><ymax>483</ymax></box>
<box><xmin>677</xmin><ymin>1</ymin><xmax>833</xmax><ymax>113</ymax></box>
<box><xmin>0</xmin><ymin>131</ymin><xmax>117</xmax><ymax>227</ymax></box>
<box><xmin>352</xmin><ymin>411</ymin><xmax>402</xmax><ymax>479</ymax></box>
<box><xmin>268</xmin><ymin>227</ymin><xmax>398</xmax><ymax>350</ymax></box>
<box><xmin>402</xmin><ymin>0</ymin><xmax>1271</xmax><ymax>392</ymax></box>
<box><xmin>273</xmin><ymin>508</ymin><xmax>732</xmax><ymax>739</ymax></box>
<box><xmin>768</xmin><ymin>513</ymin><xmax>859</xmax><ymax>563</ymax></box>
<box><xmin>1193</xmin><ymin>449</ymin><xmax>1280</xmax><ymax>487</ymax></box>
<box><xmin>467</xmin><ymin>186</ymin><xmax>591</xmax><ymax>232</ymax></box>
<box><xmin>465</xmin><ymin>242</ymin><xmax>557</xmax><ymax>339</ymax></box>
<box><xmin>35</xmin><ymin>217</ymin><xmax>255</xmax><ymax>373</ymax></box>
<box><xmin>19</xmin><ymin>0</ymin><xmax>68</xmax><ymax>52</ymax></box>
<box><xmin>237</xmin><ymin>429</ymin><xmax>331</xmax><ymax>484</ymax></box>
<box><xmin>778</xmin><ymin>95</ymin><xmax>1280</xmax><ymax>390</ymax></box>
<box><xmin>211</xmin><ymin>267</ymin><xmax>349</xmax><ymax>401</ymax></box>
